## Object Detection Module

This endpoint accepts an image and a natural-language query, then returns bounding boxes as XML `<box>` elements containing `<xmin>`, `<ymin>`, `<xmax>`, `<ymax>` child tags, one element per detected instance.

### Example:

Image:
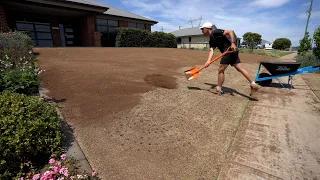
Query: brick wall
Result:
<box><xmin>50</xmin><ymin>20</ymin><xmax>62</xmax><ymax>47</ymax></box>
<box><xmin>0</xmin><ymin>4</ymin><xmax>9</xmax><ymax>32</ymax></box>
<box><xmin>93</xmin><ymin>31</ymin><xmax>101</xmax><ymax>47</ymax></box>
<box><xmin>81</xmin><ymin>16</ymin><xmax>101</xmax><ymax>47</ymax></box>
<box><xmin>119</xmin><ymin>20</ymin><xmax>128</xmax><ymax>28</ymax></box>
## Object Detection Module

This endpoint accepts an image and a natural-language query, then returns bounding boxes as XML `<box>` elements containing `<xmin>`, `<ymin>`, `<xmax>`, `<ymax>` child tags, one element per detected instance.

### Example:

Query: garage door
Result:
<box><xmin>15</xmin><ymin>21</ymin><xmax>53</xmax><ymax>47</ymax></box>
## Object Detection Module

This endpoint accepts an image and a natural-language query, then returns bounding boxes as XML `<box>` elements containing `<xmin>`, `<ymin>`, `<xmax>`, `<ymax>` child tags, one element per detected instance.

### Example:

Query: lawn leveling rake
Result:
<box><xmin>255</xmin><ymin>61</ymin><xmax>320</xmax><ymax>88</ymax></box>
<box><xmin>184</xmin><ymin>47</ymin><xmax>235</xmax><ymax>80</ymax></box>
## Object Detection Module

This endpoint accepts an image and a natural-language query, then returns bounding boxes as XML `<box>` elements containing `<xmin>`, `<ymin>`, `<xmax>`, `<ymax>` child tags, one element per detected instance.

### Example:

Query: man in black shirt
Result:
<box><xmin>200</xmin><ymin>22</ymin><xmax>261</xmax><ymax>95</ymax></box>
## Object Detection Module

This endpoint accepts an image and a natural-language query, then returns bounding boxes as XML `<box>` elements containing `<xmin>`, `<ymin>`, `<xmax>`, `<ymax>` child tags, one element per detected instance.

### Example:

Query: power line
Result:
<box><xmin>188</xmin><ymin>16</ymin><xmax>203</xmax><ymax>27</ymax></box>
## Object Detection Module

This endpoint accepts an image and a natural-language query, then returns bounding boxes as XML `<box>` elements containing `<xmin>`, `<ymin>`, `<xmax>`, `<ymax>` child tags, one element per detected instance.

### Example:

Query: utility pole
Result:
<box><xmin>161</xmin><ymin>27</ymin><xmax>164</xmax><ymax>32</ymax></box>
<box><xmin>304</xmin><ymin>0</ymin><xmax>313</xmax><ymax>37</ymax></box>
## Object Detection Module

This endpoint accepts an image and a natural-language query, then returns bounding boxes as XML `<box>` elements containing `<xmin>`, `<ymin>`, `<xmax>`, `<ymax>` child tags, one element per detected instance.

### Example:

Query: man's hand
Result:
<box><xmin>231</xmin><ymin>42</ymin><xmax>236</xmax><ymax>51</ymax></box>
<box><xmin>204</xmin><ymin>60</ymin><xmax>211</xmax><ymax>68</ymax></box>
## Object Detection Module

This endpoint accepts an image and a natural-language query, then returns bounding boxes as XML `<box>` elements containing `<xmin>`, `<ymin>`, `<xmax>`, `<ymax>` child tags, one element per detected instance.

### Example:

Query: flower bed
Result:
<box><xmin>0</xmin><ymin>31</ymin><xmax>99</xmax><ymax>180</ymax></box>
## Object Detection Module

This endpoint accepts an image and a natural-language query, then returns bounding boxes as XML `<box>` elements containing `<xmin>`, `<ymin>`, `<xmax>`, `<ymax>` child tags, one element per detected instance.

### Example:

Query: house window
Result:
<box><xmin>15</xmin><ymin>21</ymin><xmax>53</xmax><ymax>47</ymax></box>
<box><xmin>177</xmin><ymin>37</ymin><xmax>182</xmax><ymax>44</ymax></box>
<box><xmin>189</xmin><ymin>37</ymin><xmax>191</xmax><ymax>42</ymax></box>
<box><xmin>128</xmin><ymin>22</ymin><xmax>146</xmax><ymax>29</ymax></box>
<box><xmin>128</xmin><ymin>22</ymin><xmax>136</xmax><ymax>28</ymax></box>
<box><xmin>96</xmin><ymin>18</ymin><xmax>119</xmax><ymax>47</ymax></box>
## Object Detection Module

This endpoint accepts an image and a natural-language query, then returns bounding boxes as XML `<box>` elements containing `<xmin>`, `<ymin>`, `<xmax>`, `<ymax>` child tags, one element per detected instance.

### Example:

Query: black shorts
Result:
<box><xmin>220</xmin><ymin>50</ymin><xmax>241</xmax><ymax>66</ymax></box>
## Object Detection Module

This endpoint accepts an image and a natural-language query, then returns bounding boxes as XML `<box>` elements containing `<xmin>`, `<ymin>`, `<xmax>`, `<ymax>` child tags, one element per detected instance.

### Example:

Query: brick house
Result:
<box><xmin>0</xmin><ymin>0</ymin><xmax>158</xmax><ymax>47</ymax></box>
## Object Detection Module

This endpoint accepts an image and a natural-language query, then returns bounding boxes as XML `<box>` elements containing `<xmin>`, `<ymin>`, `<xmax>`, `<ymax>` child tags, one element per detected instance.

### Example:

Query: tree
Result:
<box><xmin>272</xmin><ymin>38</ymin><xmax>292</xmax><ymax>50</ymax></box>
<box><xmin>313</xmin><ymin>27</ymin><xmax>320</xmax><ymax>59</ymax></box>
<box><xmin>242</xmin><ymin>32</ymin><xmax>262</xmax><ymax>50</ymax></box>
<box><xmin>298</xmin><ymin>31</ymin><xmax>312</xmax><ymax>53</ymax></box>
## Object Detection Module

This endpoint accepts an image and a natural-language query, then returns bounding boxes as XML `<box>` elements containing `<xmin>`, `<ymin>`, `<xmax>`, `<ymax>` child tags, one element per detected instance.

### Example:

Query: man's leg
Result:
<box><xmin>233</xmin><ymin>63</ymin><xmax>261</xmax><ymax>91</ymax></box>
<box><xmin>217</xmin><ymin>64</ymin><xmax>228</xmax><ymax>88</ymax></box>
<box><xmin>233</xmin><ymin>63</ymin><xmax>253</xmax><ymax>82</ymax></box>
<box><xmin>208</xmin><ymin>64</ymin><xmax>228</xmax><ymax>95</ymax></box>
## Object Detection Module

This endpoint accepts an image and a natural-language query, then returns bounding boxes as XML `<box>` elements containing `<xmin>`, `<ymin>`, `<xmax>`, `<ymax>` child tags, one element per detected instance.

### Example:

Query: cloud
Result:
<box><xmin>119</xmin><ymin>0</ymin><xmax>310</xmax><ymax>46</ymax></box>
<box><xmin>249</xmin><ymin>0</ymin><xmax>291</xmax><ymax>8</ymax></box>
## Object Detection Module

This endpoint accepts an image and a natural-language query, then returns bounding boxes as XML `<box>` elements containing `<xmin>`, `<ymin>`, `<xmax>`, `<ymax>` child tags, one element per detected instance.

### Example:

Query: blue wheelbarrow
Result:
<box><xmin>254</xmin><ymin>61</ymin><xmax>320</xmax><ymax>88</ymax></box>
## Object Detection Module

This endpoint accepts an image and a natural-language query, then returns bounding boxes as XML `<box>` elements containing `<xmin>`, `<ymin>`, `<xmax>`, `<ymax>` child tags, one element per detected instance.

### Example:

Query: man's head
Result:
<box><xmin>200</xmin><ymin>22</ymin><xmax>214</xmax><ymax>36</ymax></box>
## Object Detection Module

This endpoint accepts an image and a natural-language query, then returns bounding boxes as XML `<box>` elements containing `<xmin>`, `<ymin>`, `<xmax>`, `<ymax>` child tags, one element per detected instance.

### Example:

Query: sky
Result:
<box><xmin>96</xmin><ymin>0</ymin><xmax>320</xmax><ymax>46</ymax></box>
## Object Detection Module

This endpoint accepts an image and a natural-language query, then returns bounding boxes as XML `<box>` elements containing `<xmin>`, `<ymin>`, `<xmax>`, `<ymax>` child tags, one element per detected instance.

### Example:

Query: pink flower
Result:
<box><xmin>53</xmin><ymin>167</ymin><xmax>60</xmax><ymax>174</ymax></box>
<box><xmin>8</xmin><ymin>32</ymin><xmax>12</xmax><ymax>35</ymax></box>
<box><xmin>92</xmin><ymin>169</ymin><xmax>97</xmax><ymax>177</ymax></box>
<box><xmin>18</xmin><ymin>178</ymin><xmax>24</xmax><ymax>180</ymax></box>
<box><xmin>49</xmin><ymin>158</ymin><xmax>55</xmax><ymax>164</ymax></box>
<box><xmin>60</xmin><ymin>154</ymin><xmax>67</xmax><ymax>160</ymax></box>
<box><xmin>32</xmin><ymin>174</ymin><xmax>40</xmax><ymax>180</ymax></box>
<box><xmin>59</xmin><ymin>167</ymin><xmax>69</xmax><ymax>177</ymax></box>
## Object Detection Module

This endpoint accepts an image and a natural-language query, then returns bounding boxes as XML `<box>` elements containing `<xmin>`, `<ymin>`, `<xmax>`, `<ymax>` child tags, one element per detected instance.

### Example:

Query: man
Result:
<box><xmin>200</xmin><ymin>22</ymin><xmax>261</xmax><ymax>95</ymax></box>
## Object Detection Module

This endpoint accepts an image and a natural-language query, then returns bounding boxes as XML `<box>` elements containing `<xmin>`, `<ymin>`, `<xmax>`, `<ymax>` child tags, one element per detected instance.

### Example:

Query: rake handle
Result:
<box><xmin>197</xmin><ymin>46</ymin><xmax>235</xmax><ymax>72</ymax></box>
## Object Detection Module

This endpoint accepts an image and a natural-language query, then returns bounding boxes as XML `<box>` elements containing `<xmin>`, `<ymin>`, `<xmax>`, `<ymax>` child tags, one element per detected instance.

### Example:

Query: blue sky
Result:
<box><xmin>96</xmin><ymin>0</ymin><xmax>320</xmax><ymax>46</ymax></box>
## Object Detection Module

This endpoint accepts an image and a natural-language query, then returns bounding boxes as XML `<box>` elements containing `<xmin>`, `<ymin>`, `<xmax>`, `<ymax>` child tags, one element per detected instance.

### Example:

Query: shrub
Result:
<box><xmin>313</xmin><ymin>27</ymin><xmax>320</xmax><ymax>60</ymax></box>
<box><xmin>0</xmin><ymin>68</ymin><xmax>39</xmax><ymax>95</ymax></box>
<box><xmin>295</xmin><ymin>52</ymin><xmax>320</xmax><ymax>67</ymax></box>
<box><xmin>115</xmin><ymin>28</ymin><xmax>150</xmax><ymax>47</ymax></box>
<box><xmin>0</xmin><ymin>31</ymin><xmax>35</xmax><ymax>71</ymax></box>
<box><xmin>17</xmin><ymin>154</ymin><xmax>100</xmax><ymax>180</ymax></box>
<box><xmin>115</xmin><ymin>28</ymin><xmax>177</xmax><ymax>48</ymax></box>
<box><xmin>0</xmin><ymin>92</ymin><xmax>64</xmax><ymax>179</ymax></box>
<box><xmin>149</xmin><ymin>31</ymin><xmax>177</xmax><ymax>48</ymax></box>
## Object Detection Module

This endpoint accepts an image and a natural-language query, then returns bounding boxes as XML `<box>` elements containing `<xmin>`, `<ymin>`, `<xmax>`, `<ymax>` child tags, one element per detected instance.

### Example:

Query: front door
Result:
<box><xmin>59</xmin><ymin>24</ymin><xmax>75</xmax><ymax>47</ymax></box>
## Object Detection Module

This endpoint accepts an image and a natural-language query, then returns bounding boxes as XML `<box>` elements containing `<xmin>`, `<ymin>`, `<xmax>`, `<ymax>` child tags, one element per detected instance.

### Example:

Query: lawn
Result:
<box><xmin>238</xmin><ymin>48</ymin><xmax>295</xmax><ymax>57</ymax></box>
<box><xmin>35</xmin><ymin>47</ymin><xmax>274</xmax><ymax>180</ymax></box>
<box><xmin>187</xmin><ymin>47</ymin><xmax>295</xmax><ymax>57</ymax></box>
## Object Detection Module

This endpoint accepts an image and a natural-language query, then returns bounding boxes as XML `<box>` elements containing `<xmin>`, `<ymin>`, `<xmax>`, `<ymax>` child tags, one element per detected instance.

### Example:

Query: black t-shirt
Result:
<box><xmin>209</xmin><ymin>29</ymin><xmax>235</xmax><ymax>53</ymax></box>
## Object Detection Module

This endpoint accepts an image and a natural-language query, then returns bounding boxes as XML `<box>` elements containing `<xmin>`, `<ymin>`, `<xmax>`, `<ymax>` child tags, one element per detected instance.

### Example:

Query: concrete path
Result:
<box><xmin>219</xmin><ymin>53</ymin><xmax>320</xmax><ymax>179</ymax></box>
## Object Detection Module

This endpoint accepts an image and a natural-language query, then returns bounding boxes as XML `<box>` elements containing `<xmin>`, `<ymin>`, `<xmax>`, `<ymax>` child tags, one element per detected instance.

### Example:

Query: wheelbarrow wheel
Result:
<box><xmin>256</xmin><ymin>73</ymin><xmax>272</xmax><ymax>86</ymax></box>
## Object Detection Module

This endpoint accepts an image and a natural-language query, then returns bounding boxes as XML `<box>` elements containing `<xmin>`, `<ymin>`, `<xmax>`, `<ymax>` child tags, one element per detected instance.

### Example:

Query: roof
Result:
<box><xmin>57</xmin><ymin>0</ymin><xmax>158</xmax><ymax>23</ymax></box>
<box><xmin>171</xmin><ymin>26</ymin><xmax>241</xmax><ymax>39</ymax></box>
<box><xmin>103</xmin><ymin>6</ymin><xmax>158</xmax><ymax>23</ymax></box>
<box><xmin>63</xmin><ymin>0</ymin><xmax>108</xmax><ymax>8</ymax></box>
<box><xmin>170</xmin><ymin>27</ymin><xmax>205</xmax><ymax>37</ymax></box>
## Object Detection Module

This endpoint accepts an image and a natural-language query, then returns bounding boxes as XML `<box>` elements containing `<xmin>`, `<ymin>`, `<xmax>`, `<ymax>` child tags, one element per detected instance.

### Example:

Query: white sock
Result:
<box><xmin>251</xmin><ymin>81</ymin><xmax>256</xmax><ymax>85</ymax></box>
<box><xmin>216</xmin><ymin>86</ymin><xmax>222</xmax><ymax>91</ymax></box>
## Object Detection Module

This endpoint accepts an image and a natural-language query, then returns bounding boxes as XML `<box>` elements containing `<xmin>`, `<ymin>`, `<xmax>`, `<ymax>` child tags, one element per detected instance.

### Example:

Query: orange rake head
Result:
<box><xmin>184</xmin><ymin>67</ymin><xmax>200</xmax><ymax>81</ymax></box>
<box><xmin>184</xmin><ymin>46</ymin><xmax>235</xmax><ymax>81</ymax></box>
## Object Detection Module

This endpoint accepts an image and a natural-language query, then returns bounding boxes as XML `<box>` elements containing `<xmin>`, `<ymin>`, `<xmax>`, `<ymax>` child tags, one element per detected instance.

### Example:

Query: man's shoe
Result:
<box><xmin>250</xmin><ymin>83</ymin><xmax>261</xmax><ymax>91</ymax></box>
<box><xmin>207</xmin><ymin>88</ymin><xmax>224</xmax><ymax>95</ymax></box>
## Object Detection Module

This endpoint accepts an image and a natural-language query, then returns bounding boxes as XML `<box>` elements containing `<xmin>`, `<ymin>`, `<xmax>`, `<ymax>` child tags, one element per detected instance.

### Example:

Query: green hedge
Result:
<box><xmin>0</xmin><ymin>92</ymin><xmax>64</xmax><ymax>179</ymax></box>
<box><xmin>115</xmin><ymin>27</ymin><xmax>177</xmax><ymax>48</ymax></box>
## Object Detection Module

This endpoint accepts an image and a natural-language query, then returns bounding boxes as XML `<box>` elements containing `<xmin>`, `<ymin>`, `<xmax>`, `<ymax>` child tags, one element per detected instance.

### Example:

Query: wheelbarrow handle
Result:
<box><xmin>197</xmin><ymin>46</ymin><xmax>235</xmax><ymax>72</ymax></box>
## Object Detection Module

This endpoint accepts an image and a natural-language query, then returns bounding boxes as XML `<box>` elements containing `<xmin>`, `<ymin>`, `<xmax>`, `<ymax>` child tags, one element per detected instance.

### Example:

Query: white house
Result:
<box><xmin>265</xmin><ymin>42</ymin><xmax>273</xmax><ymax>50</ymax></box>
<box><xmin>170</xmin><ymin>26</ymin><xmax>241</xmax><ymax>49</ymax></box>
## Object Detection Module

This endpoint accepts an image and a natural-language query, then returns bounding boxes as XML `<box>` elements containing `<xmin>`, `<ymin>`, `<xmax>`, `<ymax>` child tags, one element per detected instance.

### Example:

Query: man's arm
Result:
<box><xmin>205</xmin><ymin>47</ymin><xmax>214</xmax><ymax>67</ymax></box>
<box><xmin>223</xmin><ymin>30</ymin><xmax>235</xmax><ymax>43</ymax></box>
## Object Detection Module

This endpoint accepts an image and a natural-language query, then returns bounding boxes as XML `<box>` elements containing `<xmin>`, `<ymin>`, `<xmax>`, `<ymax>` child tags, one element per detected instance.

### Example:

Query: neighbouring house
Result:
<box><xmin>265</xmin><ymin>42</ymin><xmax>273</xmax><ymax>50</ymax></box>
<box><xmin>0</xmin><ymin>0</ymin><xmax>158</xmax><ymax>47</ymax></box>
<box><xmin>170</xmin><ymin>26</ymin><xmax>241</xmax><ymax>49</ymax></box>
